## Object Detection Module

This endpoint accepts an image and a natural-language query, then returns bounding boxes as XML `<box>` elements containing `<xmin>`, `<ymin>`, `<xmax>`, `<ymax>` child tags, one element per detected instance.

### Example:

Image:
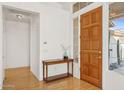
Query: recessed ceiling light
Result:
<box><xmin>16</xmin><ymin>14</ymin><xmax>23</xmax><ymax>19</ymax></box>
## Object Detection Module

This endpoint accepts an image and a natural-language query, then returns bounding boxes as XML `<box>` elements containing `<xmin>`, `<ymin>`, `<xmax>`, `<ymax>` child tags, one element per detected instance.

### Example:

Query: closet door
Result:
<box><xmin>80</xmin><ymin>7</ymin><xmax>102</xmax><ymax>88</ymax></box>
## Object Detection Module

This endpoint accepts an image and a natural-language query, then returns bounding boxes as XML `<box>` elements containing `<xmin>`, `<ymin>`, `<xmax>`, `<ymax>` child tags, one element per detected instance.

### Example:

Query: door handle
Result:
<box><xmin>98</xmin><ymin>51</ymin><xmax>102</xmax><ymax>54</ymax></box>
<box><xmin>96</xmin><ymin>50</ymin><xmax>102</xmax><ymax>59</ymax></box>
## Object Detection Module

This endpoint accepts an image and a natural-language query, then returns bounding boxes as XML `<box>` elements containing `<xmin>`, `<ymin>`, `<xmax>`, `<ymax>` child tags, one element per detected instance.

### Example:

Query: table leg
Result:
<box><xmin>43</xmin><ymin>62</ymin><xmax>45</xmax><ymax>80</ymax></box>
<box><xmin>67</xmin><ymin>61</ymin><xmax>69</xmax><ymax>76</ymax></box>
<box><xmin>46</xmin><ymin>64</ymin><xmax>48</xmax><ymax>80</ymax></box>
<box><xmin>72</xmin><ymin>62</ymin><xmax>73</xmax><ymax>76</ymax></box>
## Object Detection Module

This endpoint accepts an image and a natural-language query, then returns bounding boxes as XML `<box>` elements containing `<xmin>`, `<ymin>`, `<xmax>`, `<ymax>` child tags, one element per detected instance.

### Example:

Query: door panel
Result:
<box><xmin>90</xmin><ymin>53</ymin><xmax>99</xmax><ymax>67</ymax></box>
<box><xmin>82</xmin><ymin>53</ymin><xmax>89</xmax><ymax>65</ymax></box>
<box><xmin>89</xmin><ymin>67</ymin><xmax>99</xmax><ymax>79</ymax></box>
<box><xmin>91</xmin><ymin>26</ymin><xmax>101</xmax><ymax>50</ymax></box>
<box><xmin>82</xmin><ymin>14</ymin><xmax>90</xmax><ymax>26</ymax></box>
<box><xmin>81</xmin><ymin>28</ymin><xmax>90</xmax><ymax>50</ymax></box>
<box><xmin>80</xmin><ymin>7</ymin><xmax>102</xmax><ymax>88</ymax></box>
<box><xmin>91</xmin><ymin>9</ymin><xmax>101</xmax><ymax>24</ymax></box>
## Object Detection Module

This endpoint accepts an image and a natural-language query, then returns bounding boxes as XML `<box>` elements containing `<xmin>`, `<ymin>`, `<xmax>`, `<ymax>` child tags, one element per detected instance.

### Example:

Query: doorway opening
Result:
<box><xmin>109</xmin><ymin>3</ymin><xmax>124</xmax><ymax>75</ymax></box>
<box><xmin>2</xmin><ymin>5</ymin><xmax>40</xmax><ymax>81</ymax></box>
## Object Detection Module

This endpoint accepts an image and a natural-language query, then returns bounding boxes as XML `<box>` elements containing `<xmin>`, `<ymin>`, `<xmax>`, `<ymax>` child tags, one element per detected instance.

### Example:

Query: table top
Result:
<box><xmin>42</xmin><ymin>58</ymin><xmax>73</xmax><ymax>65</ymax></box>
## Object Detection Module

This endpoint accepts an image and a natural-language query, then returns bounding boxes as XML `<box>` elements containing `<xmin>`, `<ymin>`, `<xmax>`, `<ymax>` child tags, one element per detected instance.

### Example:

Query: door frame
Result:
<box><xmin>79</xmin><ymin>6</ymin><xmax>102</xmax><ymax>88</ymax></box>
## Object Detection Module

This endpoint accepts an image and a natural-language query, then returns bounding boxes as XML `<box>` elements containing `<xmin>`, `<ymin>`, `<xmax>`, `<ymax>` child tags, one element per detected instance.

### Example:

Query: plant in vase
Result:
<box><xmin>63</xmin><ymin>51</ymin><xmax>68</xmax><ymax>59</ymax></box>
<box><xmin>61</xmin><ymin>44</ymin><xmax>71</xmax><ymax>60</ymax></box>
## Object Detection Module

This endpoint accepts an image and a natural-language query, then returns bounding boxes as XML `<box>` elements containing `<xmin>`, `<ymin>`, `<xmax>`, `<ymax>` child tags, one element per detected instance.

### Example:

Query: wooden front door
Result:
<box><xmin>80</xmin><ymin>7</ymin><xmax>102</xmax><ymax>88</ymax></box>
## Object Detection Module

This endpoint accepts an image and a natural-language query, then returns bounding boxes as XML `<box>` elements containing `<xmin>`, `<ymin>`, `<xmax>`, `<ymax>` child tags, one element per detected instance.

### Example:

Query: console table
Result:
<box><xmin>42</xmin><ymin>58</ymin><xmax>73</xmax><ymax>82</ymax></box>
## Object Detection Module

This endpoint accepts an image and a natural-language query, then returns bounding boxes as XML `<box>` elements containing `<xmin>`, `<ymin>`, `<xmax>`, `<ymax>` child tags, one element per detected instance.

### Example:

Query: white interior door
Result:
<box><xmin>6</xmin><ymin>21</ymin><xmax>30</xmax><ymax>68</ymax></box>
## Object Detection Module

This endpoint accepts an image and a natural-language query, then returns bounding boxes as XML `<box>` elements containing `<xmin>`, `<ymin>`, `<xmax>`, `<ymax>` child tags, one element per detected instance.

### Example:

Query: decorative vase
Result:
<box><xmin>63</xmin><ymin>56</ymin><xmax>68</xmax><ymax>60</ymax></box>
<box><xmin>63</xmin><ymin>51</ymin><xmax>68</xmax><ymax>60</ymax></box>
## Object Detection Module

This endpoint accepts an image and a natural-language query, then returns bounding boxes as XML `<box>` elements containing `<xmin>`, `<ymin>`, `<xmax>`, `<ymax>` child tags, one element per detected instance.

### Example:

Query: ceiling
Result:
<box><xmin>3</xmin><ymin>2</ymin><xmax>74</xmax><ymax>23</ymax></box>
<box><xmin>3</xmin><ymin>7</ymin><xmax>33</xmax><ymax>23</ymax></box>
<box><xmin>57</xmin><ymin>2</ymin><xmax>74</xmax><ymax>11</ymax></box>
<box><xmin>110</xmin><ymin>2</ymin><xmax>124</xmax><ymax>20</ymax></box>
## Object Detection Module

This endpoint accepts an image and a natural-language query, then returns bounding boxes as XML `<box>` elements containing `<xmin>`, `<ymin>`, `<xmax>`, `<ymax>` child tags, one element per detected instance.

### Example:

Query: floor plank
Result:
<box><xmin>3</xmin><ymin>67</ymin><xmax>100</xmax><ymax>90</ymax></box>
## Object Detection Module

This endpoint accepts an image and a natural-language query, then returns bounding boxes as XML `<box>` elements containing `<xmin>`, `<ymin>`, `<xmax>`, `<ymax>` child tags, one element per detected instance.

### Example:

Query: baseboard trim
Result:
<box><xmin>5</xmin><ymin>66</ymin><xmax>30</xmax><ymax>70</ymax></box>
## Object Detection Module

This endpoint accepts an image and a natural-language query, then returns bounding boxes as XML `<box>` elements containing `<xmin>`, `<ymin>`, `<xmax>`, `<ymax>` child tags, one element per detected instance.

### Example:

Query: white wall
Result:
<box><xmin>0</xmin><ymin>2</ymin><xmax>72</xmax><ymax>87</ymax></box>
<box><xmin>0</xmin><ymin>5</ymin><xmax>3</xmax><ymax>90</ymax></box>
<box><xmin>30</xmin><ymin>14</ymin><xmax>40</xmax><ymax>79</ymax></box>
<box><xmin>39</xmin><ymin>7</ymin><xmax>72</xmax><ymax>80</ymax></box>
<box><xmin>5</xmin><ymin>21</ymin><xmax>30</xmax><ymax>68</ymax></box>
<box><xmin>39</xmin><ymin>7</ymin><xmax>71</xmax><ymax>59</ymax></box>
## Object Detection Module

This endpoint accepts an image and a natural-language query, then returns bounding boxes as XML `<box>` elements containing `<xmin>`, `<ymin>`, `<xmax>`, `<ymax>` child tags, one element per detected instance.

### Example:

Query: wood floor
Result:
<box><xmin>3</xmin><ymin>67</ymin><xmax>100</xmax><ymax>90</ymax></box>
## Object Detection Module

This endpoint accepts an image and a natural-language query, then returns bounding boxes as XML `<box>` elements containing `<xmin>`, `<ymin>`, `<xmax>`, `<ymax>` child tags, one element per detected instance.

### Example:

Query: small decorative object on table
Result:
<box><xmin>63</xmin><ymin>51</ymin><xmax>68</xmax><ymax>59</ymax></box>
<box><xmin>61</xmin><ymin>44</ymin><xmax>71</xmax><ymax>60</ymax></box>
